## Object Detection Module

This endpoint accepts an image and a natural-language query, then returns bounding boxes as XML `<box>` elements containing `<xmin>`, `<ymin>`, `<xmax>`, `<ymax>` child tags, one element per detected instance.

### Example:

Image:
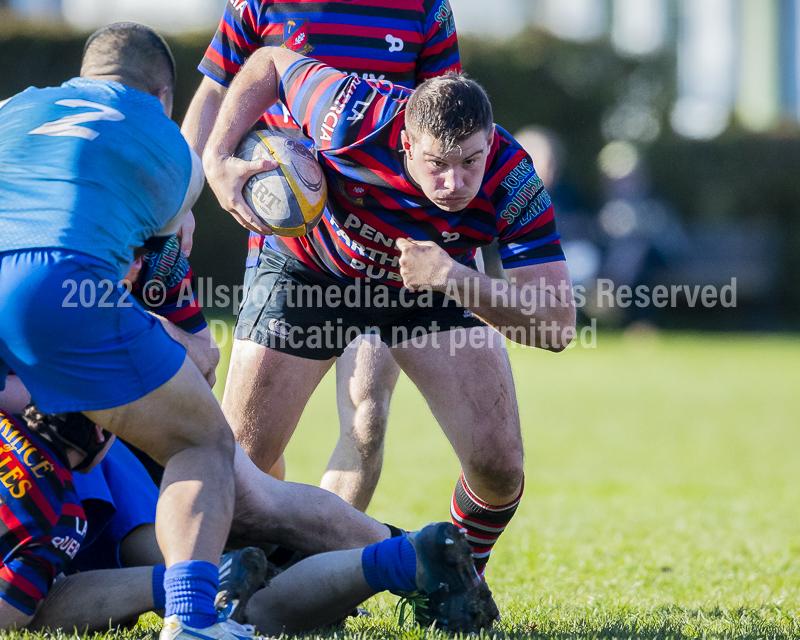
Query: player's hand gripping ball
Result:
<box><xmin>236</xmin><ymin>131</ymin><xmax>327</xmax><ymax>237</ymax></box>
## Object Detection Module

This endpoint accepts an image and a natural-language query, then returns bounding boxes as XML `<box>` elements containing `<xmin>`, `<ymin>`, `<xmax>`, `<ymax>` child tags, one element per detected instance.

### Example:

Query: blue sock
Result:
<box><xmin>361</xmin><ymin>536</ymin><xmax>417</xmax><ymax>594</ymax></box>
<box><xmin>164</xmin><ymin>560</ymin><xmax>219</xmax><ymax>628</ymax></box>
<box><xmin>153</xmin><ymin>565</ymin><xmax>166</xmax><ymax>610</ymax></box>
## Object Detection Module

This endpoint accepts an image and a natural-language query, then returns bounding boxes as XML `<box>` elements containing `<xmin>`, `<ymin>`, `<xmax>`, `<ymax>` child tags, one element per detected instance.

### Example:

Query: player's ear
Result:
<box><xmin>486</xmin><ymin>127</ymin><xmax>494</xmax><ymax>148</ymax></box>
<box><xmin>401</xmin><ymin>130</ymin><xmax>412</xmax><ymax>154</ymax></box>
<box><xmin>155</xmin><ymin>85</ymin><xmax>174</xmax><ymax>118</ymax></box>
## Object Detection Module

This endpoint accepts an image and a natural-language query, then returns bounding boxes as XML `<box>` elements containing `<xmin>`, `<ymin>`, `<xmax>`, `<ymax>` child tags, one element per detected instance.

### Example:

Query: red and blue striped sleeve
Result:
<box><xmin>0</xmin><ymin>508</ymin><xmax>86</xmax><ymax>615</ymax></box>
<box><xmin>417</xmin><ymin>0</ymin><xmax>461</xmax><ymax>82</ymax></box>
<box><xmin>280</xmin><ymin>58</ymin><xmax>409</xmax><ymax>152</ymax></box>
<box><xmin>200</xmin><ymin>0</ymin><xmax>262</xmax><ymax>87</ymax></box>
<box><xmin>487</xmin><ymin>130</ymin><xmax>565</xmax><ymax>269</ymax></box>
<box><xmin>134</xmin><ymin>236</ymin><xmax>207</xmax><ymax>334</ymax></box>
<box><xmin>0</xmin><ymin>413</ymin><xmax>87</xmax><ymax>615</ymax></box>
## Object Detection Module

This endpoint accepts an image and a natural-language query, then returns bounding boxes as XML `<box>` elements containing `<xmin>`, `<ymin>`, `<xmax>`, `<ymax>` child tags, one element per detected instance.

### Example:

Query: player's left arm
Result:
<box><xmin>154</xmin><ymin>148</ymin><xmax>206</xmax><ymax>238</ymax></box>
<box><xmin>397</xmin><ymin>240</ymin><xmax>575</xmax><ymax>351</ymax></box>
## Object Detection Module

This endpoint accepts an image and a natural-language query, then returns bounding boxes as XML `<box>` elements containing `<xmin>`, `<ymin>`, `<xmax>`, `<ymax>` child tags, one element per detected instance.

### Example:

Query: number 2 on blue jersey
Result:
<box><xmin>29</xmin><ymin>99</ymin><xmax>125</xmax><ymax>140</ymax></box>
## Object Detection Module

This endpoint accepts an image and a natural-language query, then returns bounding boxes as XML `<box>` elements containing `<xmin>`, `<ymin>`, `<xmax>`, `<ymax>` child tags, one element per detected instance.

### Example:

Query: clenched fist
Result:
<box><xmin>396</xmin><ymin>238</ymin><xmax>457</xmax><ymax>291</ymax></box>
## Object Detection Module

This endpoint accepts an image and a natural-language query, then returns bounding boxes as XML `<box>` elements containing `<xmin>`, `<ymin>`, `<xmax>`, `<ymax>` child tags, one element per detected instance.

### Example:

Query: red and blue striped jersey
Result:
<box><xmin>201</xmin><ymin>0</ymin><xmax>459</xmax><ymax>98</ymax></box>
<box><xmin>268</xmin><ymin>59</ymin><xmax>564</xmax><ymax>285</ymax></box>
<box><xmin>133</xmin><ymin>235</ymin><xmax>206</xmax><ymax>334</ymax></box>
<box><xmin>0</xmin><ymin>411</ymin><xmax>87</xmax><ymax>615</ymax></box>
<box><xmin>199</xmin><ymin>0</ymin><xmax>460</xmax><ymax>266</ymax></box>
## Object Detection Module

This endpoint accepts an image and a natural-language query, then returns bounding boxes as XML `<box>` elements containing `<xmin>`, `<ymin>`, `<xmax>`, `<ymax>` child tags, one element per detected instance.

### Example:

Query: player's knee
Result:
<box><xmin>0</xmin><ymin>599</ymin><xmax>33</xmax><ymax>631</ymax></box>
<box><xmin>467</xmin><ymin>456</ymin><xmax>524</xmax><ymax>498</ymax></box>
<box><xmin>176</xmin><ymin>413</ymin><xmax>236</xmax><ymax>462</ymax></box>
<box><xmin>212</xmin><ymin>421</ymin><xmax>236</xmax><ymax>461</ymax></box>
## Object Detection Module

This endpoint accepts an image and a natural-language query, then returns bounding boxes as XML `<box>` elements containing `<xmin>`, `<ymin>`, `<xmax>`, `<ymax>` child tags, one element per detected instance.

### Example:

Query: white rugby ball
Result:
<box><xmin>236</xmin><ymin>131</ymin><xmax>327</xmax><ymax>237</ymax></box>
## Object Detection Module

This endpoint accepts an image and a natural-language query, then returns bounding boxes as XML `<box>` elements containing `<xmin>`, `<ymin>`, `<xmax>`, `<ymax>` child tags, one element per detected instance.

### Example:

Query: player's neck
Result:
<box><xmin>81</xmin><ymin>73</ymin><xmax>150</xmax><ymax>96</ymax></box>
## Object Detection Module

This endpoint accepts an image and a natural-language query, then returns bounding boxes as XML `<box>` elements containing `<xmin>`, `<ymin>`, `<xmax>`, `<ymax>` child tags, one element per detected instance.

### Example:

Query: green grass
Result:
<box><xmin>281</xmin><ymin>332</ymin><xmax>800</xmax><ymax>639</ymax></box>
<box><xmin>13</xmin><ymin>331</ymin><xmax>800</xmax><ymax>639</ymax></box>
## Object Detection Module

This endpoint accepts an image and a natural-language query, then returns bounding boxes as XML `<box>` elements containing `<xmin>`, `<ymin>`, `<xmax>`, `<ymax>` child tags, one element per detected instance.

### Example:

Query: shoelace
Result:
<box><xmin>217</xmin><ymin>613</ymin><xmax>257</xmax><ymax>637</ymax></box>
<box><xmin>394</xmin><ymin>591</ymin><xmax>429</xmax><ymax>628</ymax></box>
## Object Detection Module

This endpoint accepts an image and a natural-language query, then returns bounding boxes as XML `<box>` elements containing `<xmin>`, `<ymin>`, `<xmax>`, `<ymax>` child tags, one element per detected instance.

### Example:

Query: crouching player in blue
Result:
<box><xmin>0</xmin><ymin>22</ymin><xmax>243</xmax><ymax>640</ymax></box>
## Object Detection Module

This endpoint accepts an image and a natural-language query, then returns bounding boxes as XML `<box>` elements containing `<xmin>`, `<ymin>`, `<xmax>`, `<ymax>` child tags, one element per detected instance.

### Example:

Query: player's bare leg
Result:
<box><xmin>245</xmin><ymin>523</ymin><xmax>493</xmax><ymax>635</ymax></box>
<box><xmin>228</xmin><ymin>443</ymin><xmax>391</xmax><ymax>554</ymax></box>
<box><xmin>247</xmin><ymin>548</ymin><xmax>372</xmax><ymax>634</ymax></box>
<box><xmin>221</xmin><ymin>338</ymin><xmax>334</xmax><ymax>472</ymax></box>
<box><xmin>321</xmin><ymin>333</ymin><xmax>401</xmax><ymax>511</ymax></box>
<box><xmin>28</xmin><ymin>567</ymin><xmax>159</xmax><ymax>631</ymax></box>
<box><xmin>120</xmin><ymin>524</ymin><xmax>164</xmax><ymax>568</ymax></box>
<box><xmin>391</xmin><ymin>327</ymin><xmax>523</xmax><ymax>573</ymax></box>
<box><xmin>37</xmin><ymin>445</ymin><xmax>390</xmax><ymax>570</ymax></box>
<box><xmin>85</xmin><ymin>356</ymin><xmax>235</xmax><ymax>567</ymax></box>
<box><xmin>391</xmin><ymin>327</ymin><xmax>522</xmax><ymax>504</ymax></box>
<box><xmin>267</xmin><ymin>455</ymin><xmax>286</xmax><ymax>480</ymax></box>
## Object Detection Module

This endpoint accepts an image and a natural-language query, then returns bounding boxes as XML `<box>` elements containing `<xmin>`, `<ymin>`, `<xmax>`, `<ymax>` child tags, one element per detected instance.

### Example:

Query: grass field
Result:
<box><xmin>16</xmin><ymin>331</ymin><xmax>800</xmax><ymax>639</ymax></box>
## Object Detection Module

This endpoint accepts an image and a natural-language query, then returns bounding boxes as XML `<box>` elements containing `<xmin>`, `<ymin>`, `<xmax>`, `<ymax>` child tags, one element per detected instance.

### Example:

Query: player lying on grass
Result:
<box><xmin>203</xmin><ymin>48</ymin><xmax>576</xmax><ymax>583</ymax></box>
<box><xmin>0</xmin><ymin>405</ymin><xmax>495</xmax><ymax>634</ymax></box>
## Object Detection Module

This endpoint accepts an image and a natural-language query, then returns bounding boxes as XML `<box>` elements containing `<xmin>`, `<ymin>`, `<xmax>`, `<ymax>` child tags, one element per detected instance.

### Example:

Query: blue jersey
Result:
<box><xmin>0</xmin><ymin>78</ymin><xmax>204</xmax><ymax>276</ymax></box>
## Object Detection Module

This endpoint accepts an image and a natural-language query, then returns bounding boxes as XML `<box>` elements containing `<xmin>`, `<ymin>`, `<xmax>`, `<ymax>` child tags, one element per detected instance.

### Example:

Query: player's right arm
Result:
<box><xmin>202</xmin><ymin>47</ymin><xmax>305</xmax><ymax>234</ymax></box>
<box><xmin>180</xmin><ymin>0</ymin><xmax>261</xmax><ymax>252</ymax></box>
<box><xmin>417</xmin><ymin>0</ymin><xmax>461</xmax><ymax>82</ymax></box>
<box><xmin>182</xmin><ymin>77</ymin><xmax>227</xmax><ymax>157</ymax></box>
<box><xmin>184</xmin><ymin>0</ymin><xmax>264</xmax><ymax>154</ymax></box>
<box><xmin>178</xmin><ymin>79</ymin><xmax>225</xmax><ymax>255</ymax></box>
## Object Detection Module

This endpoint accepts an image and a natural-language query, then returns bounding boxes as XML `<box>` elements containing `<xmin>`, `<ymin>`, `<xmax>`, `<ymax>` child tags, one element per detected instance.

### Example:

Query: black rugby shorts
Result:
<box><xmin>233</xmin><ymin>248</ymin><xmax>486</xmax><ymax>360</ymax></box>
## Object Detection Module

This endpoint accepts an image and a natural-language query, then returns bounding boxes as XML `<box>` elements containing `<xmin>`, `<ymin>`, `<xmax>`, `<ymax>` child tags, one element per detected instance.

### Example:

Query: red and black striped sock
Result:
<box><xmin>450</xmin><ymin>472</ymin><xmax>524</xmax><ymax>576</ymax></box>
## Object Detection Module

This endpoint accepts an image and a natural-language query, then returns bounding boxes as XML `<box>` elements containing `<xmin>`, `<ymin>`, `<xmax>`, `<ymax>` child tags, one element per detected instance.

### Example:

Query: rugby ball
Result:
<box><xmin>236</xmin><ymin>131</ymin><xmax>327</xmax><ymax>237</ymax></box>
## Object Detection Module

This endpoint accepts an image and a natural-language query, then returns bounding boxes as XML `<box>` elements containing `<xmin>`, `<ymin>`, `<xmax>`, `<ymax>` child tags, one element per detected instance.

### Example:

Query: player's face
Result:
<box><xmin>402</xmin><ymin>128</ymin><xmax>493</xmax><ymax>212</ymax></box>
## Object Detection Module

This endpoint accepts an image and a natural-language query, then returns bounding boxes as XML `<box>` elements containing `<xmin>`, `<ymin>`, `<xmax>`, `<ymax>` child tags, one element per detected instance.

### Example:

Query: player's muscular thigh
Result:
<box><xmin>221</xmin><ymin>339</ymin><xmax>334</xmax><ymax>471</ymax></box>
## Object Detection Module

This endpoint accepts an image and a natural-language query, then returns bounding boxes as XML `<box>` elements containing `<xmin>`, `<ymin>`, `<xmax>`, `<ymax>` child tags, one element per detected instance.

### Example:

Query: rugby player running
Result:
<box><xmin>182</xmin><ymin>0</ymin><xmax>462</xmax><ymax>511</ymax></box>
<box><xmin>203</xmin><ymin>48</ymin><xmax>576</xmax><ymax>582</ymax></box>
